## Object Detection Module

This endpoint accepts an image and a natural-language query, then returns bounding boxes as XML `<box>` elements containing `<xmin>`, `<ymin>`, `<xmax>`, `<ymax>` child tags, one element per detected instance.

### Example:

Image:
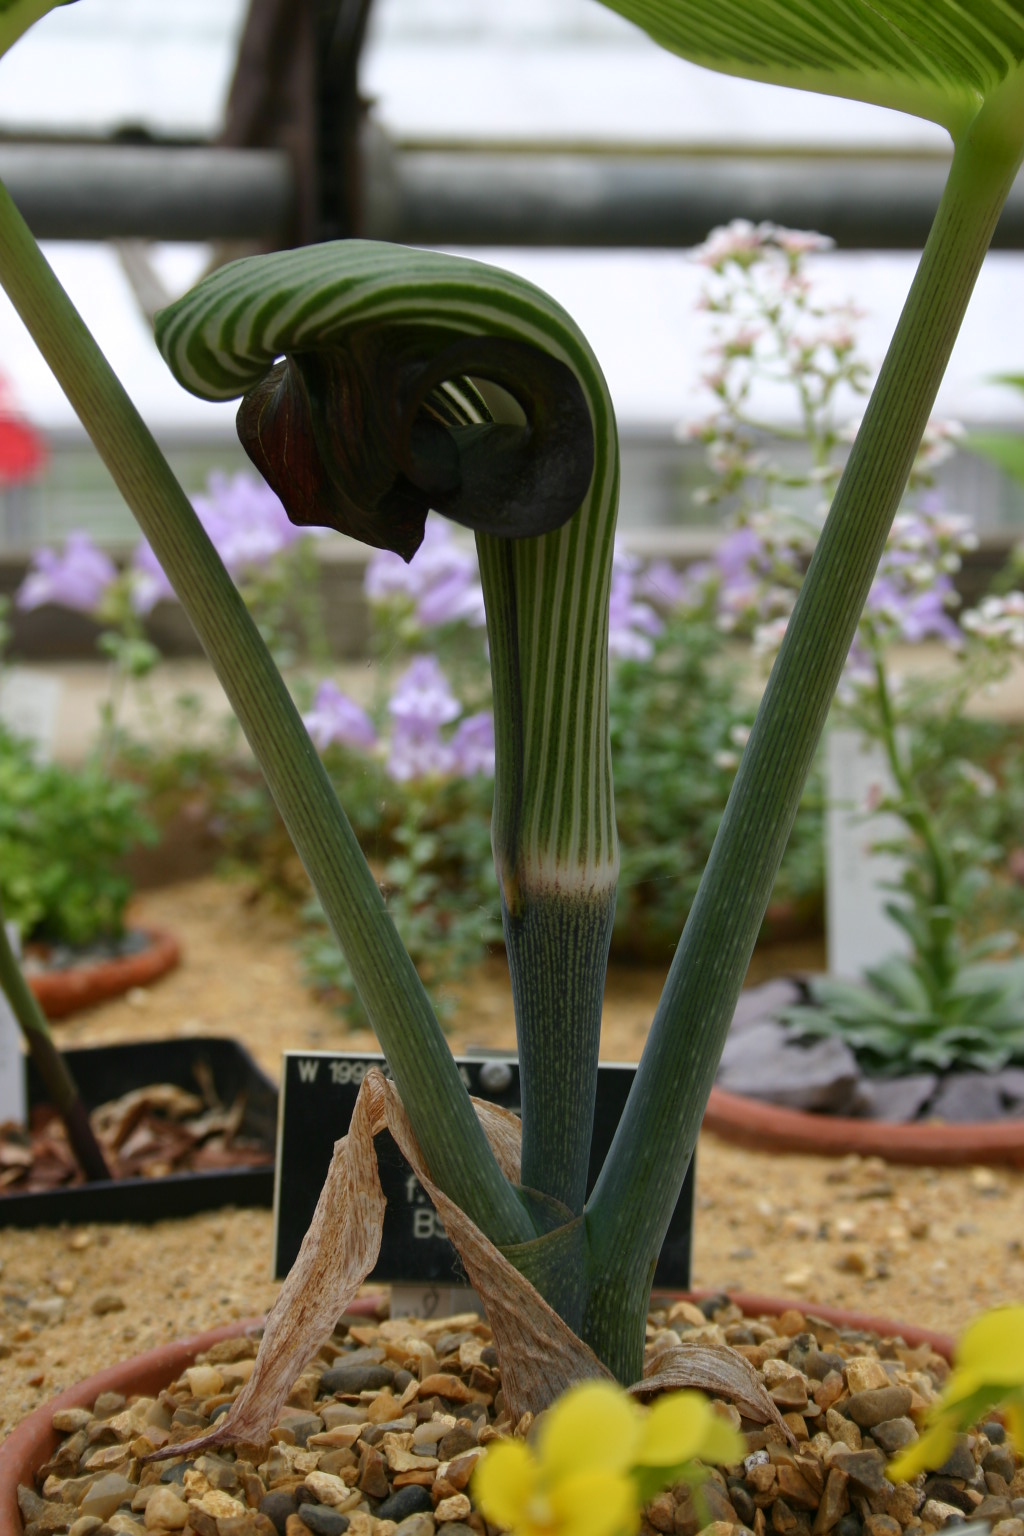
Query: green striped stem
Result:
<box><xmin>583</xmin><ymin>109</ymin><xmax>1024</xmax><ymax>1384</ymax></box>
<box><xmin>156</xmin><ymin>240</ymin><xmax>621</xmax><ymax>1223</ymax></box>
<box><xmin>0</xmin><ymin>900</ymin><xmax>111</xmax><ymax>1182</ymax></box>
<box><xmin>0</xmin><ymin>195</ymin><xmax>533</xmax><ymax>1246</ymax></box>
<box><xmin>476</xmin><ymin>433</ymin><xmax>619</xmax><ymax>1216</ymax></box>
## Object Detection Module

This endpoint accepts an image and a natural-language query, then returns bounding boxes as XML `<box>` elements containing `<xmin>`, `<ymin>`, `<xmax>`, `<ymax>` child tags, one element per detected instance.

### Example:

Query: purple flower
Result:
<box><xmin>193</xmin><ymin>471</ymin><xmax>306</xmax><ymax>578</ymax></box>
<box><xmin>365</xmin><ymin>520</ymin><xmax>485</xmax><ymax>629</ymax></box>
<box><xmin>384</xmin><ymin>655</ymin><xmax>483</xmax><ymax>783</ymax></box>
<box><xmin>715</xmin><ymin>524</ymin><xmax>770</xmax><ymax>585</ymax></box>
<box><xmin>449</xmin><ymin>711</ymin><xmax>495</xmax><ymax>777</ymax></box>
<box><xmin>387</xmin><ymin>655</ymin><xmax>462</xmax><ymax>732</ymax></box>
<box><xmin>608</xmin><ymin>548</ymin><xmax>663</xmax><ymax>660</ymax></box>
<box><xmin>387</xmin><ymin>718</ymin><xmax>455</xmax><ymax>782</ymax></box>
<box><xmin>637</xmin><ymin>559</ymin><xmax>691</xmax><ymax>610</ymax></box>
<box><xmin>303</xmin><ymin>681</ymin><xmax>378</xmax><ymax>754</ymax></box>
<box><xmin>892</xmin><ymin>585</ymin><xmax>962</xmax><ymax>645</ymax></box>
<box><xmin>17</xmin><ymin>532</ymin><xmax>117</xmax><ymax>614</ymax></box>
<box><xmin>129</xmin><ymin>539</ymin><xmax>178</xmax><ymax>615</ymax></box>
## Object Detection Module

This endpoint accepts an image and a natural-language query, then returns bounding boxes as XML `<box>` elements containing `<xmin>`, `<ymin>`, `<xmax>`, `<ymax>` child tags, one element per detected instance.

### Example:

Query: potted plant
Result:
<box><xmin>1</xmin><ymin>561</ymin><xmax>182</xmax><ymax>1016</ymax></box>
<box><xmin>1</xmin><ymin>0</ymin><xmax>1022</xmax><ymax>1464</ymax></box>
<box><xmin>661</xmin><ymin>221</ymin><xmax>1024</xmax><ymax>1160</ymax></box>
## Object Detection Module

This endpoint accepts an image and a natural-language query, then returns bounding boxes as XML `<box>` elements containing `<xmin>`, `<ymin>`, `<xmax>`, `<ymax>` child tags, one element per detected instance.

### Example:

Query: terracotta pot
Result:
<box><xmin>709</xmin><ymin>977</ymin><xmax>1024</xmax><ymax>1167</ymax></box>
<box><xmin>704</xmin><ymin>1085</ymin><xmax>1024</xmax><ymax>1166</ymax></box>
<box><xmin>26</xmin><ymin>929</ymin><xmax>181</xmax><ymax>1020</ymax></box>
<box><xmin>0</xmin><ymin>1318</ymin><xmax>264</xmax><ymax>1536</ymax></box>
<box><xmin>0</xmin><ymin>1292</ymin><xmax>951</xmax><ymax>1536</ymax></box>
<box><xmin>0</xmin><ymin>1294</ymin><xmax>387</xmax><ymax>1536</ymax></box>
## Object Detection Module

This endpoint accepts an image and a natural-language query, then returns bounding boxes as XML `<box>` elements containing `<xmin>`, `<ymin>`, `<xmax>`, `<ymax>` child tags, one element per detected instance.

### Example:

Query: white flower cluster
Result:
<box><xmin>961</xmin><ymin>592</ymin><xmax>1024</xmax><ymax>651</ymax></box>
<box><xmin>692</xmin><ymin>219</ymin><xmax>834</xmax><ymax>272</ymax></box>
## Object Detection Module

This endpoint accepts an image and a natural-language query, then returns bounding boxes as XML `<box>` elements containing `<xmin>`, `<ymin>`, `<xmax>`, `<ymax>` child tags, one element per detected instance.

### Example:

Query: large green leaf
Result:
<box><xmin>596</xmin><ymin>0</ymin><xmax>1024</xmax><ymax>141</ymax></box>
<box><xmin>0</xmin><ymin>0</ymin><xmax>77</xmax><ymax>63</ymax></box>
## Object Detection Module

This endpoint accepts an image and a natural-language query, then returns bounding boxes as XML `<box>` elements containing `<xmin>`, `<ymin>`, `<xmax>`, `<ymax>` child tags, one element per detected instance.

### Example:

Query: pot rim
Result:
<box><xmin>27</xmin><ymin>928</ymin><xmax>181</xmax><ymax>1021</ymax></box>
<box><xmin>705</xmin><ymin>1084</ymin><xmax>1024</xmax><ymax>1165</ymax></box>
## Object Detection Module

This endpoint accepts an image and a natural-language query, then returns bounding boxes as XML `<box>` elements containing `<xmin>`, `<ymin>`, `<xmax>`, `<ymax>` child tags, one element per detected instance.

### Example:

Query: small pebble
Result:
<box><xmin>295</xmin><ymin>1507</ymin><xmax>351</xmax><ymax>1536</ymax></box>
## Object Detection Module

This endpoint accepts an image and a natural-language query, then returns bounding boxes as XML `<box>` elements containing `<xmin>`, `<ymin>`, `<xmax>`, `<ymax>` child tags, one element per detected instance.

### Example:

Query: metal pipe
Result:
<box><xmin>0</xmin><ymin>143</ymin><xmax>295</xmax><ymax>241</ymax></box>
<box><xmin>366</xmin><ymin>144</ymin><xmax>1024</xmax><ymax>250</ymax></box>
<box><xmin>2</xmin><ymin>136</ymin><xmax>1023</xmax><ymax>250</ymax></box>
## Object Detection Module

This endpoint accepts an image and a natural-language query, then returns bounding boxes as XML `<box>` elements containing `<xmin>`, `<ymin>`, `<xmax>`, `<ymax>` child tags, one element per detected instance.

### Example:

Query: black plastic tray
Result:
<box><xmin>1</xmin><ymin>1037</ymin><xmax>277</xmax><ymax>1227</ymax></box>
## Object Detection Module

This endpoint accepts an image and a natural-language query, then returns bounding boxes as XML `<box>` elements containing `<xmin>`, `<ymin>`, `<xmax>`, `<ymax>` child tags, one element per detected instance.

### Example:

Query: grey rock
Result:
<box><xmin>728</xmin><ymin>1483</ymin><xmax>757</xmax><ymax>1525</ymax></box>
<box><xmin>869</xmin><ymin>1418</ymin><xmax>919</xmax><ymax>1455</ymax></box>
<box><xmin>359</xmin><ymin>1418</ymin><xmax>415</xmax><ymax>1445</ymax></box>
<box><xmin>159</xmin><ymin>1465</ymin><xmax>192</xmax><ymax>1486</ymax></box>
<box><xmin>846</xmin><ymin>1386</ymin><xmax>913</xmax><ymax>1428</ymax></box>
<box><xmin>976</xmin><ymin>1497</ymin><xmax>1014</xmax><ymax>1524</ymax></box>
<box><xmin>768</xmin><ymin>1495</ymin><xmax>809</xmax><ymax>1536</ymax></box>
<box><xmin>393</xmin><ymin>1517</ymin><xmax>436</xmax><ymax>1536</ymax></box>
<box><xmin>296</xmin><ymin>1506</ymin><xmax>351</xmax><ymax>1536</ymax></box>
<box><xmin>829</xmin><ymin>1451</ymin><xmax>887</xmax><ymax>1495</ymax></box>
<box><xmin>274</xmin><ymin>1412</ymin><xmax>323</xmax><ymax>1447</ymax></box>
<box><xmin>936</xmin><ymin>1436</ymin><xmax>979</xmax><ymax>1483</ymax></box>
<box><xmin>716</xmin><ymin>1019</ymin><xmax>862</xmax><ymax>1113</ymax></box>
<box><xmin>729</xmin><ymin>980</ymin><xmax>803</xmax><ymax>1034</ymax></box>
<box><xmin>319</xmin><ymin>1363</ymin><xmax>395</xmax><ymax>1396</ymax></box>
<box><xmin>259</xmin><ymin>1493</ymin><xmax>298</xmax><ymax>1536</ymax></box>
<box><xmin>18</xmin><ymin>1480</ymin><xmax>71</xmax><ymax>1529</ymax></box>
<box><xmin>195</xmin><ymin>1455</ymin><xmax>240</xmax><ymax>1494</ymax></box>
<box><xmin>701</xmin><ymin>1482</ymin><xmax>738</xmax><ymax>1525</ymax></box>
<box><xmin>997</xmin><ymin>1068</ymin><xmax>1024</xmax><ymax>1108</ymax></box>
<box><xmin>985</xmin><ymin>1446</ymin><xmax>1018</xmax><ymax>1482</ymax></box>
<box><xmin>928</xmin><ymin>1073</ymin><xmax>1010</xmax><ymax>1123</ymax></box>
<box><xmin>375</xmin><ymin>1487</ymin><xmax>435</xmax><ymax>1522</ymax></box>
<box><xmin>79</xmin><ymin>1475</ymin><xmax>135</xmax><ymax>1521</ymax></box>
<box><xmin>852</xmin><ymin>1075</ymin><xmax>938</xmax><ymax>1122</ymax></box>
<box><xmin>437</xmin><ymin>1425</ymin><xmax>477</xmax><ymax>1459</ymax></box>
<box><xmin>788</xmin><ymin>1342</ymin><xmax>846</xmax><ymax>1381</ymax></box>
<box><xmin>331</xmin><ymin>1346</ymin><xmax>385</xmax><ymax>1367</ymax></box>
<box><xmin>923</xmin><ymin>1479</ymin><xmax>976</xmax><ymax>1515</ymax></box>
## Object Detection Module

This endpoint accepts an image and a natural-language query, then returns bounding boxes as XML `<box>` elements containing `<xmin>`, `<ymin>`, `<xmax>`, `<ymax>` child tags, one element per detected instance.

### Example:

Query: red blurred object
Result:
<box><xmin>0</xmin><ymin>372</ymin><xmax>46</xmax><ymax>487</ymax></box>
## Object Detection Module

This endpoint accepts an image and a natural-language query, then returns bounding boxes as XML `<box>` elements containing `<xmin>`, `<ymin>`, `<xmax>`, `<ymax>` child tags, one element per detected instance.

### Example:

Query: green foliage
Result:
<box><xmin>788</xmin><ymin>950</ymin><xmax>1024</xmax><ymax>1077</ymax></box>
<box><xmin>0</xmin><ymin>725</ymin><xmax>156</xmax><ymax>947</ymax></box>
<box><xmin>968</xmin><ymin>373</ymin><xmax>1024</xmax><ymax>487</ymax></box>
<box><xmin>610</xmin><ymin>613</ymin><xmax>822</xmax><ymax>958</ymax></box>
<box><xmin>299</xmin><ymin>766</ymin><xmax>502</xmax><ymax>1028</ymax></box>
<box><xmin>782</xmin><ymin>690</ymin><xmax>1024</xmax><ymax>1077</ymax></box>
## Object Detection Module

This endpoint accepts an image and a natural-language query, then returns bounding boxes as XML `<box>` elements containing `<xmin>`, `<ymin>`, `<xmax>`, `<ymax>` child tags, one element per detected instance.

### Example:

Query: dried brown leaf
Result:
<box><xmin>631</xmin><ymin>1340</ymin><xmax>797</xmax><ymax>1442</ymax></box>
<box><xmin>151</xmin><ymin>1069</ymin><xmax>606</xmax><ymax>1456</ymax></box>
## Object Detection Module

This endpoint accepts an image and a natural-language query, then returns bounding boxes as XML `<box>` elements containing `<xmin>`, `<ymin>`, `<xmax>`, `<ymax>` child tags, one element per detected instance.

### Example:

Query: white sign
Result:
<box><xmin>0</xmin><ymin>922</ymin><xmax>27</xmax><ymax>1126</ymax></box>
<box><xmin>0</xmin><ymin>669</ymin><xmax>62</xmax><ymax>762</ymax></box>
<box><xmin>389</xmin><ymin>1285</ymin><xmax>484</xmax><ymax>1321</ymax></box>
<box><xmin>826</xmin><ymin>729</ymin><xmax>909</xmax><ymax>979</ymax></box>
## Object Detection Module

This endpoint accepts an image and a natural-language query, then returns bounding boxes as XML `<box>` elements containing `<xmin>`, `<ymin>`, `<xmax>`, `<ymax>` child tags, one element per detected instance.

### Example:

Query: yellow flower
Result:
<box><xmin>887</xmin><ymin>1307</ymin><xmax>1024</xmax><ymax>1483</ymax></box>
<box><xmin>471</xmin><ymin>1380</ymin><xmax>745</xmax><ymax>1536</ymax></box>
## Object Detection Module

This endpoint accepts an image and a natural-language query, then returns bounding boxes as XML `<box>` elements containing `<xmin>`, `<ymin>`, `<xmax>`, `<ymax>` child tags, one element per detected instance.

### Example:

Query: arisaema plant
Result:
<box><xmin>1</xmin><ymin>0</ymin><xmax>1023</xmax><ymax>1426</ymax></box>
